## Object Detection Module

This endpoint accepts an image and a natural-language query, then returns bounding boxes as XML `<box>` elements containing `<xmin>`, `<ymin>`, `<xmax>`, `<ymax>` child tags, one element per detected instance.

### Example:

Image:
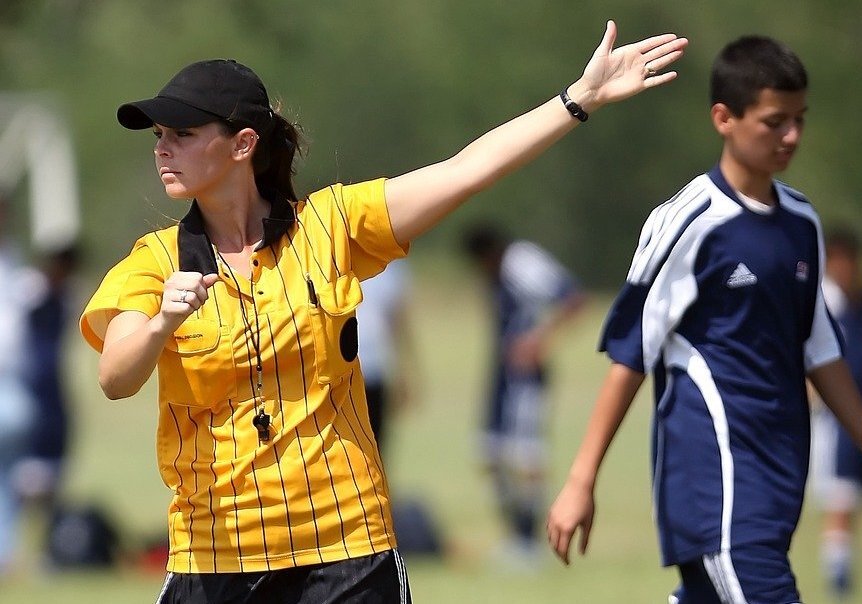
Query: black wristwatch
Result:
<box><xmin>559</xmin><ymin>87</ymin><xmax>589</xmax><ymax>122</ymax></box>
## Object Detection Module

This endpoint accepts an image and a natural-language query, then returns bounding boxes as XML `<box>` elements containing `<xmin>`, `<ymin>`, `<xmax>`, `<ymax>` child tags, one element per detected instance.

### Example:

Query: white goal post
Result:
<box><xmin>0</xmin><ymin>92</ymin><xmax>80</xmax><ymax>252</ymax></box>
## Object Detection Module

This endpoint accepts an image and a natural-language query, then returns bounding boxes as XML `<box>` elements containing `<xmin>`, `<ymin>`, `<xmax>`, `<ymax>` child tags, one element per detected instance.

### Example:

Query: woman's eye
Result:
<box><xmin>152</xmin><ymin>130</ymin><xmax>162</xmax><ymax>139</ymax></box>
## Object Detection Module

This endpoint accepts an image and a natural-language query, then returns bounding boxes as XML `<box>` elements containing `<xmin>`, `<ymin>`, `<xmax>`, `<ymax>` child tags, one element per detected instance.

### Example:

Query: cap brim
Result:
<box><xmin>117</xmin><ymin>96</ymin><xmax>220</xmax><ymax>130</ymax></box>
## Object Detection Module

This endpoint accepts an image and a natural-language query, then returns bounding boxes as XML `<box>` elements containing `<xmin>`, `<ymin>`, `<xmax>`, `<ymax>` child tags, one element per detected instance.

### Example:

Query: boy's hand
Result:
<box><xmin>546</xmin><ymin>479</ymin><xmax>596</xmax><ymax>565</ymax></box>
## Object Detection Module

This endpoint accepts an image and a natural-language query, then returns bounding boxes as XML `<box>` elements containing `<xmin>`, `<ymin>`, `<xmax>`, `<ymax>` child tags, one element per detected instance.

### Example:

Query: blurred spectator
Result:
<box><xmin>356</xmin><ymin>258</ymin><xmax>416</xmax><ymax>455</ymax></box>
<box><xmin>12</xmin><ymin>244</ymin><xmax>80</xmax><ymax>509</ymax></box>
<box><xmin>356</xmin><ymin>259</ymin><xmax>442</xmax><ymax>557</ymax></box>
<box><xmin>0</xmin><ymin>191</ymin><xmax>35</xmax><ymax>576</ymax></box>
<box><xmin>463</xmin><ymin>223</ymin><xmax>586</xmax><ymax>563</ymax></box>
<box><xmin>813</xmin><ymin>227</ymin><xmax>862</xmax><ymax>599</ymax></box>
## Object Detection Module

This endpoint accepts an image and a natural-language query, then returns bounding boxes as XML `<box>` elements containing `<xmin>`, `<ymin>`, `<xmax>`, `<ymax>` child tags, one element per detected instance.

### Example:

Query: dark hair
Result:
<box><xmin>710</xmin><ymin>35</ymin><xmax>807</xmax><ymax>116</ymax></box>
<box><xmin>222</xmin><ymin>104</ymin><xmax>304</xmax><ymax>203</ymax></box>
<box><xmin>47</xmin><ymin>243</ymin><xmax>81</xmax><ymax>266</ymax></box>
<box><xmin>462</xmin><ymin>223</ymin><xmax>509</xmax><ymax>261</ymax></box>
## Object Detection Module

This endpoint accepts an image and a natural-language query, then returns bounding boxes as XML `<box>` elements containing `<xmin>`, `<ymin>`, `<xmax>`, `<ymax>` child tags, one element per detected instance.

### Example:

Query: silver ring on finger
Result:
<box><xmin>646</xmin><ymin>66</ymin><xmax>657</xmax><ymax>78</ymax></box>
<box><xmin>179</xmin><ymin>289</ymin><xmax>189</xmax><ymax>304</ymax></box>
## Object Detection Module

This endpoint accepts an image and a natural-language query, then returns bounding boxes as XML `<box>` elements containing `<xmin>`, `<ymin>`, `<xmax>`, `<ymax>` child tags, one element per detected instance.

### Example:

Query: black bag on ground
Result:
<box><xmin>390</xmin><ymin>498</ymin><xmax>443</xmax><ymax>556</ymax></box>
<box><xmin>46</xmin><ymin>504</ymin><xmax>119</xmax><ymax>568</ymax></box>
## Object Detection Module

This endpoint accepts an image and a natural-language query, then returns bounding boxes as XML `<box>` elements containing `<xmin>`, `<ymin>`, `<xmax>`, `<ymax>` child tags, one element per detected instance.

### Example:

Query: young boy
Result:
<box><xmin>546</xmin><ymin>35</ymin><xmax>862</xmax><ymax>603</ymax></box>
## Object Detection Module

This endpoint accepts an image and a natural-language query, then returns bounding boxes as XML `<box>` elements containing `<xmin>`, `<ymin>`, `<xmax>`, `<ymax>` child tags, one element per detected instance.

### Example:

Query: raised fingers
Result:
<box><xmin>632</xmin><ymin>33</ymin><xmax>686</xmax><ymax>56</ymax></box>
<box><xmin>642</xmin><ymin>38</ymin><xmax>688</xmax><ymax>77</ymax></box>
<box><xmin>643</xmin><ymin>69</ymin><xmax>680</xmax><ymax>88</ymax></box>
<box><xmin>596</xmin><ymin>19</ymin><xmax>618</xmax><ymax>57</ymax></box>
<box><xmin>636</xmin><ymin>38</ymin><xmax>687</xmax><ymax>89</ymax></box>
<box><xmin>644</xmin><ymin>39</ymin><xmax>688</xmax><ymax>67</ymax></box>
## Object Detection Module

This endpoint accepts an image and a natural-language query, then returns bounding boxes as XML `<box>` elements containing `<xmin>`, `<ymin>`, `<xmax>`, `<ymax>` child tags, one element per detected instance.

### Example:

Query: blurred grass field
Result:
<box><xmin>1</xmin><ymin>262</ymin><xmax>857</xmax><ymax>603</ymax></box>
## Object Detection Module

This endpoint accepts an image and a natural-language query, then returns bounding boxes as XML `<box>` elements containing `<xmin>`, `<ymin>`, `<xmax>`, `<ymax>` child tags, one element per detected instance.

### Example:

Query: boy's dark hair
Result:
<box><xmin>710</xmin><ymin>35</ymin><xmax>807</xmax><ymax>116</ymax></box>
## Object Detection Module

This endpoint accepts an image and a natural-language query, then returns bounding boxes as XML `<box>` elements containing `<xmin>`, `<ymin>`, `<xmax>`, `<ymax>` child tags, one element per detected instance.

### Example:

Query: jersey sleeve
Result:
<box><xmin>600</xmin><ymin>193</ymin><xmax>711</xmax><ymax>373</ymax></box>
<box><xmin>79</xmin><ymin>239</ymin><xmax>165</xmax><ymax>352</ymax></box>
<box><xmin>335</xmin><ymin>179</ymin><xmax>409</xmax><ymax>280</ymax></box>
<box><xmin>776</xmin><ymin>182</ymin><xmax>844</xmax><ymax>371</ymax></box>
<box><xmin>804</xmin><ymin>219</ymin><xmax>844</xmax><ymax>371</ymax></box>
<box><xmin>499</xmin><ymin>241</ymin><xmax>579</xmax><ymax>305</ymax></box>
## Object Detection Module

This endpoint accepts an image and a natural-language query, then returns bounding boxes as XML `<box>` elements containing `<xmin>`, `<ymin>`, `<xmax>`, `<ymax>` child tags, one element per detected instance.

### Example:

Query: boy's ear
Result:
<box><xmin>711</xmin><ymin>103</ymin><xmax>735</xmax><ymax>136</ymax></box>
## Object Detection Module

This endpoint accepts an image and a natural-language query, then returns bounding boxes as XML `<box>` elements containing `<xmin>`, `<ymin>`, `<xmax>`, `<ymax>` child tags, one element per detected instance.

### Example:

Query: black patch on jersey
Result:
<box><xmin>340</xmin><ymin>317</ymin><xmax>359</xmax><ymax>362</ymax></box>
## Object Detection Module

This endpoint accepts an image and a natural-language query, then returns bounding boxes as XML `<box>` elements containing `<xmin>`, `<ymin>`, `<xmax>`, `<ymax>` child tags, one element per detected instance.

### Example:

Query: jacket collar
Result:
<box><xmin>177</xmin><ymin>191</ymin><xmax>295</xmax><ymax>274</ymax></box>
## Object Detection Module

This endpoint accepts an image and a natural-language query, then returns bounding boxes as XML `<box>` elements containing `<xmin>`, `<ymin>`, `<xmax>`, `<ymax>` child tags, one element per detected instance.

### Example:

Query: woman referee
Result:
<box><xmin>79</xmin><ymin>21</ymin><xmax>685</xmax><ymax>604</ymax></box>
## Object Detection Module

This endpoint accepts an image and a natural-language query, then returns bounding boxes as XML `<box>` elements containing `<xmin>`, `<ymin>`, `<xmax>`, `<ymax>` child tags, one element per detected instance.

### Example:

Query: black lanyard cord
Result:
<box><xmin>216</xmin><ymin>249</ymin><xmax>271</xmax><ymax>442</ymax></box>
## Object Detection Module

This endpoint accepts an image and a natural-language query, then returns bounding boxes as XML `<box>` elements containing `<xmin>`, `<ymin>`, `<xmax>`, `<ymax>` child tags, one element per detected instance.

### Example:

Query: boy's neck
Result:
<box><xmin>719</xmin><ymin>156</ymin><xmax>776</xmax><ymax>206</ymax></box>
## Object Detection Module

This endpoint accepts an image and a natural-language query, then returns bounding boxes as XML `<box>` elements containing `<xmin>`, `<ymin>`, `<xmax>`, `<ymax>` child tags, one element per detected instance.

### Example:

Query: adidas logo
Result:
<box><xmin>727</xmin><ymin>263</ymin><xmax>758</xmax><ymax>288</ymax></box>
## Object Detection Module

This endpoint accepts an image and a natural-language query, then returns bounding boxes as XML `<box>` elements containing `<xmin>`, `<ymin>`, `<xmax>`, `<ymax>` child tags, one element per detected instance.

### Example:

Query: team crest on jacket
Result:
<box><xmin>795</xmin><ymin>261</ymin><xmax>809</xmax><ymax>282</ymax></box>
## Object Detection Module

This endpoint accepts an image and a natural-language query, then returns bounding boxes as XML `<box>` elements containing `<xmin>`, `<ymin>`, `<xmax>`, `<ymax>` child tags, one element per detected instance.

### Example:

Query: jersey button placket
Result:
<box><xmin>250</xmin><ymin>255</ymin><xmax>264</xmax><ymax>301</ymax></box>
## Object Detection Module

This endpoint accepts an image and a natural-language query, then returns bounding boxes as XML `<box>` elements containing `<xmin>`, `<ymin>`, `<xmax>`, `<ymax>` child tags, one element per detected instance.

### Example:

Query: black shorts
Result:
<box><xmin>156</xmin><ymin>549</ymin><xmax>411</xmax><ymax>604</ymax></box>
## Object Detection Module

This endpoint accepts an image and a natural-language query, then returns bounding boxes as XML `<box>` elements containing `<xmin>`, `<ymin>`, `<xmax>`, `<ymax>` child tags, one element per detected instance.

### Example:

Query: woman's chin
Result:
<box><xmin>164</xmin><ymin>186</ymin><xmax>191</xmax><ymax>199</ymax></box>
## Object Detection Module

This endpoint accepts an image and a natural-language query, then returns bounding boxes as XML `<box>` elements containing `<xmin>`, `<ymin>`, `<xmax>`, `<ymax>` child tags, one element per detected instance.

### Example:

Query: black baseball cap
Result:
<box><xmin>117</xmin><ymin>59</ymin><xmax>274</xmax><ymax>135</ymax></box>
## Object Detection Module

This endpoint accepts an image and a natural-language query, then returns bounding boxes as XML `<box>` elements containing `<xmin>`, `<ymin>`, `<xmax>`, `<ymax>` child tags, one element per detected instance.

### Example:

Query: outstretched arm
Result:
<box><xmin>546</xmin><ymin>362</ymin><xmax>645</xmax><ymax>565</ymax></box>
<box><xmin>385</xmin><ymin>20</ymin><xmax>688</xmax><ymax>246</ymax></box>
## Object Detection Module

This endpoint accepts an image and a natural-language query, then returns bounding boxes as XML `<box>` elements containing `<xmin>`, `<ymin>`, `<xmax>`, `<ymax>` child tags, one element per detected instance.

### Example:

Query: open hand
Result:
<box><xmin>579</xmin><ymin>20</ymin><xmax>688</xmax><ymax>110</ymax></box>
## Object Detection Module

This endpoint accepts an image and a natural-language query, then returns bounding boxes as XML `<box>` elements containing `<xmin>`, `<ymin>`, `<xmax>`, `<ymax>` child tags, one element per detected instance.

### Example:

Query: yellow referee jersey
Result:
<box><xmin>80</xmin><ymin>179</ymin><xmax>407</xmax><ymax>573</ymax></box>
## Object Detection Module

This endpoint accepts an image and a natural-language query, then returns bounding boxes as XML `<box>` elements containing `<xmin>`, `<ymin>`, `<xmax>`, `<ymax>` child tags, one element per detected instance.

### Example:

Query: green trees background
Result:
<box><xmin>1</xmin><ymin>0</ymin><xmax>860</xmax><ymax>287</ymax></box>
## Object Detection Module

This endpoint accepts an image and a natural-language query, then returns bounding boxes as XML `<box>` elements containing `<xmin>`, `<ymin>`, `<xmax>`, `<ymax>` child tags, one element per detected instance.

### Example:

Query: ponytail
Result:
<box><xmin>253</xmin><ymin>105</ymin><xmax>304</xmax><ymax>202</ymax></box>
<box><xmin>222</xmin><ymin>103</ymin><xmax>304</xmax><ymax>203</ymax></box>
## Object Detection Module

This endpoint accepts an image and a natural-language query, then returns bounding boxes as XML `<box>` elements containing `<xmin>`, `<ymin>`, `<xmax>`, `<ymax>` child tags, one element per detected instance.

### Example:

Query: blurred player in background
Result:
<box><xmin>813</xmin><ymin>227</ymin><xmax>862</xmax><ymax>599</ymax></box>
<box><xmin>547</xmin><ymin>35</ymin><xmax>862</xmax><ymax>603</ymax></box>
<box><xmin>13</xmin><ymin>244</ymin><xmax>80</xmax><ymax>510</ymax></box>
<box><xmin>356</xmin><ymin>258</ymin><xmax>417</xmax><ymax>457</ymax></box>
<box><xmin>464</xmin><ymin>223</ymin><xmax>586</xmax><ymax>563</ymax></box>
<box><xmin>0</xmin><ymin>192</ymin><xmax>34</xmax><ymax>577</ymax></box>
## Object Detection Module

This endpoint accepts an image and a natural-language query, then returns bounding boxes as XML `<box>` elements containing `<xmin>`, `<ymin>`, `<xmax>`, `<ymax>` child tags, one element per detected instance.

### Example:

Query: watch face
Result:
<box><xmin>560</xmin><ymin>91</ymin><xmax>588</xmax><ymax>122</ymax></box>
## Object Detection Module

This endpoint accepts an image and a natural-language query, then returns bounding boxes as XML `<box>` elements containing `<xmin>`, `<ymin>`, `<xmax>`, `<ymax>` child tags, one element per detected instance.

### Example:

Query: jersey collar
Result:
<box><xmin>707</xmin><ymin>164</ymin><xmax>779</xmax><ymax>211</ymax></box>
<box><xmin>177</xmin><ymin>191</ymin><xmax>296</xmax><ymax>274</ymax></box>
